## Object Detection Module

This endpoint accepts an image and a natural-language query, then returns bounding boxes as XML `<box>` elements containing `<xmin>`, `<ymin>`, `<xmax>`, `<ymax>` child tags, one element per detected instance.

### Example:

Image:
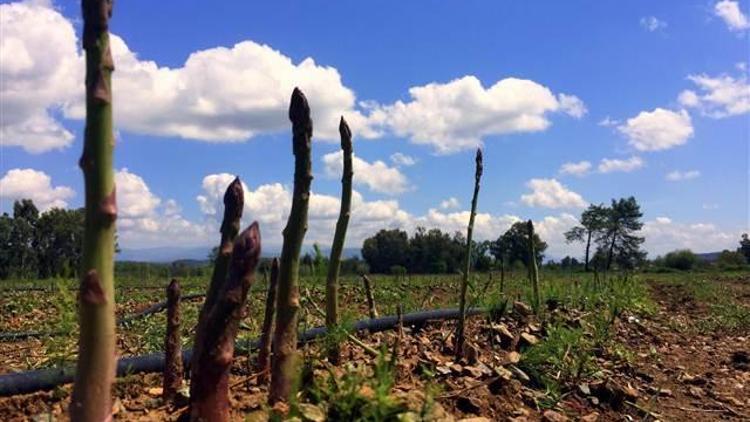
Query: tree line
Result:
<box><xmin>0</xmin><ymin>199</ymin><xmax>85</xmax><ymax>279</ymax></box>
<box><xmin>361</xmin><ymin>196</ymin><xmax>647</xmax><ymax>274</ymax></box>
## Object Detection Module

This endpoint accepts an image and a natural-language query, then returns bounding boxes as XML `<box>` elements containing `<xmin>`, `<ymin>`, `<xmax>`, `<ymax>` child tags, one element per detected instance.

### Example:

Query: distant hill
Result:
<box><xmin>117</xmin><ymin>246</ymin><xmax>211</xmax><ymax>263</ymax></box>
<box><xmin>696</xmin><ymin>251</ymin><xmax>722</xmax><ymax>262</ymax></box>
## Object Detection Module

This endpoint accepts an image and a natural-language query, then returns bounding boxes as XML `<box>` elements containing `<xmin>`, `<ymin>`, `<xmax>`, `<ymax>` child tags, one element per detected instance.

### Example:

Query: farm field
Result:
<box><xmin>0</xmin><ymin>270</ymin><xmax>747</xmax><ymax>421</ymax></box>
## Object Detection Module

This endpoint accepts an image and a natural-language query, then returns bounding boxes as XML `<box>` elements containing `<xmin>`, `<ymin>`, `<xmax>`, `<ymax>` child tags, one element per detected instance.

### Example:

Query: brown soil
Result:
<box><xmin>0</xmin><ymin>277</ymin><xmax>748</xmax><ymax>421</ymax></box>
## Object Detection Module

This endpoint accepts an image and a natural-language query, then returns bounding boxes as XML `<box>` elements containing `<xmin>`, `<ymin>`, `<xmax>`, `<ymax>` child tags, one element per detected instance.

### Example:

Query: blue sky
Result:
<box><xmin>1</xmin><ymin>0</ymin><xmax>748</xmax><ymax>258</ymax></box>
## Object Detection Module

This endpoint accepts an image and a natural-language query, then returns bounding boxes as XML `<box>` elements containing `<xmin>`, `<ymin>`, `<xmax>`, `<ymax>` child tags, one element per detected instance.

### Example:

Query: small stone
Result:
<box><xmin>688</xmin><ymin>386</ymin><xmax>704</xmax><ymax>398</ymax></box>
<box><xmin>298</xmin><ymin>403</ymin><xmax>326</xmax><ymax>422</ymax></box>
<box><xmin>578</xmin><ymin>383</ymin><xmax>591</xmax><ymax>396</ymax></box>
<box><xmin>519</xmin><ymin>333</ymin><xmax>539</xmax><ymax>347</ymax></box>
<box><xmin>456</xmin><ymin>396</ymin><xmax>482</xmax><ymax>414</ymax></box>
<box><xmin>513</xmin><ymin>301</ymin><xmax>533</xmax><ymax>317</ymax></box>
<box><xmin>580</xmin><ymin>412</ymin><xmax>599</xmax><ymax>422</ymax></box>
<box><xmin>146</xmin><ymin>387</ymin><xmax>163</xmax><ymax>397</ymax></box>
<box><xmin>506</xmin><ymin>351</ymin><xmax>521</xmax><ymax>364</ymax></box>
<box><xmin>542</xmin><ymin>409</ymin><xmax>569</xmax><ymax>422</ymax></box>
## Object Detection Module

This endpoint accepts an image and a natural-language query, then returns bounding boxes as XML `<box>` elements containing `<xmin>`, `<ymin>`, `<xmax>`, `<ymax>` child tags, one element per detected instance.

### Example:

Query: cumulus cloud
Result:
<box><xmin>678</xmin><ymin>73</ymin><xmax>750</xmax><ymax>117</ymax></box>
<box><xmin>113</xmin><ymin>169</ymin><xmax>207</xmax><ymax>247</ymax></box>
<box><xmin>640</xmin><ymin>16</ymin><xmax>667</xmax><ymax>31</ymax></box>
<box><xmin>0</xmin><ymin>168</ymin><xmax>74</xmax><ymax>211</ymax></box>
<box><xmin>0</xmin><ymin>1</ymin><xmax>377</xmax><ymax>153</ymax></box>
<box><xmin>666</xmin><ymin>170</ymin><xmax>700</xmax><ymax>181</ymax></box>
<box><xmin>617</xmin><ymin>108</ymin><xmax>693</xmax><ymax>151</ymax></box>
<box><xmin>597</xmin><ymin>156</ymin><xmax>645</xmax><ymax>173</ymax></box>
<box><xmin>714</xmin><ymin>0</ymin><xmax>749</xmax><ymax>32</ymax></box>
<box><xmin>520</xmin><ymin>178</ymin><xmax>587</xmax><ymax>209</ymax></box>
<box><xmin>365</xmin><ymin>76</ymin><xmax>586</xmax><ymax>154</ymax></box>
<box><xmin>322</xmin><ymin>151</ymin><xmax>409</xmax><ymax>195</ymax></box>
<box><xmin>390</xmin><ymin>152</ymin><xmax>417</xmax><ymax>167</ymax></box>
<box><xmin>643</xmin><ymin>217</ymin><xmax>739</xmax><ymax>255</ymax></box>
<box><xmin>439</xmin><ymin>197</ymin><xmax>461</xmax><ymax>210</ymax></box>
<box><xmin>559</xmin><ymin>161</ymin><xmax>592</xmax><ymax>177</ymax></box>
<box><xmin>0</xmin><ymin>1</ymin><xmax>80</xmax><ymax>153</ymax></box>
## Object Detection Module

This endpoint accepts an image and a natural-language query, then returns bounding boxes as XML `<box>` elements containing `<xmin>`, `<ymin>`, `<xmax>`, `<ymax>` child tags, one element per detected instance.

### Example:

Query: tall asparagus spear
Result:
<box><xmin>528</xmin><ymin>220</ymin><xmax>541</xmax><ymax>312</ymax></box>
<box><xmin>70</xmin><ymin>1</ymin><xmax>117</xmax><ymax>420</ymax></box>
<box><xmin>455</xmin><ymin>148</ymin><xmax>483</xmax><ymax>357</ymax></box>
<box><xmin>325</xmin><ymin>117</ymin><xmax>353</xmax><ymax>364</ymax></box>
<box><xmin>269</xmin><ymin>88</ymin><xmax>313</xmax><ymax>405</ymax></box>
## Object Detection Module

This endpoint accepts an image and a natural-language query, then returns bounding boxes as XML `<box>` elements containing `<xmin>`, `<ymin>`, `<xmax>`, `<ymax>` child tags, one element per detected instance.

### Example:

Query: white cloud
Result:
<box><xmin>617</xmin><ymin>108</ymin><xmax>693</xmax><ymax>151</ymax></box>
<box><xmin>714</xmin><ymin>0</ymin><xmax>749</xmax><ymax>32</ymax></box>
<box><xmin>0</xmin><ymin>1</ymin><xmax>80</xmax><ymax>153</ymax></box>
<box><xmin>640</xmin><ymin>16</ymin><xmax>667</xmax><ymax>31</ymax></box>
<box><xmin>559</xmin><ymin>161</ymin><xmax>592</xmax><ymax>177</ymax></box>
<box><xmin>598</xmin><ymin>156</ymin><xmax>645</xmax><ymax>173</ymax></box>
<box><xmin>365</xmin><ymin>76</ymin><xmax>585</xmax><ymax>154</ymax></box>
<box><xmin>439</xmin><ymin>197</ymin><xmax>461</xmax><ymax>210</ymax></box>
<box><xmin>598</xmin><ymin>116</ymin><xmax>620</xmax><ymax>127</ymax></box>
<box><xmin>390</xmin><ymin>152</ymin><xmax>417</xmax><ymax>167</ymax></box>
<box><xmin>558</xmin><ymin>94</ymin><xmax>588</xmax><ymax>118</ymax></box>
<box><xmin>643</xmin><ymin>217</ymin><xmax>739</xmax><ymax>255</ymax></box>
<box><xmin>520</xmin><ymin>178</ymin><xmax>587</xmax><ymax>209</ymax></box>
<box><xmin>322</xmin><ymin>151</ymin><xmax>409</xmax><ymax>195</ymax></box>
<box><xmin>115</xmin><ymin>169</ymin><xmax>161</xmax><ymax>218</ymax></box>
<box><xmin>0</xmin><ymin>1</ymin><xmax>378</xmax><ymax>153</ymax></box>
<box><xmin>113</xmin><ymin>169</ymin><xmax>207</xmax><ymax>247</ymax></box>
<box><xmin>678</xmin><ymin>73</ymin><xmax>750</xmax><ymax>117</ymax></box>
<box><xmin>0</xmin><ymin>168</ymin><xmax>74</xmax><ymax>211</ymax></box>
<box><xmin>666</xmin><ymin>170</ymin><xmax>701</xmax><ymax>181</ymax></box>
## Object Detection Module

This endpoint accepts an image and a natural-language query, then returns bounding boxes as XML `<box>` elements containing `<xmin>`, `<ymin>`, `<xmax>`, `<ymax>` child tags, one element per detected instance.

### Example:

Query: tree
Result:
<box><xmin>0</xmin><ymin>213</ymin><xmax>13</xmax><ymax>279</ymax></box>
<box><xmin>495</xmin><ymin>221</ymin><xmax>547</xmax><ymax>268</ymax></box>
<box><xmin>739</xmin><ymin>233</ymin><xmax>750</xmax><ymax>262</ymax></box>
<box><xmin>361</xmin><ymin>229</ymin><xmax>409</xmax><ymax>273</ymax></box>
<box><xmin>663</xmin><ymin>249</ymin><xmax>698</xmax><ymax>271</ymax></box>
<box><xmin>35</xmin><ymin>207</ymin><xmax>85</xmax><ymax>278</ymax></box>
<box><xmin>717</xmin><ymin>250</ymin><xmax>747</xmax><ymax>269</ymax></box>
<box><xmin>597</xmin><ymin>197</ymin><xmax>646</xmax><ymax>270</ymax></box>
<box><xmin>565</xmin><ymin>203</ymin><xmax>608</xmax><ymax>272</ymax></box>
<box><xmin>9</xmin><ymin>199</ymin><xmax>39</xmax><ymax>278</ymax></box>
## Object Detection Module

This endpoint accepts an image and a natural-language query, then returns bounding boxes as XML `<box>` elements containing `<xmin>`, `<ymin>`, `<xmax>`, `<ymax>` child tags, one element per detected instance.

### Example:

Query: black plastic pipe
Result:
<box><xmin>0</xmin><ymin>307</ymin><xmax>485</xmax><ymax>396</ymax></box>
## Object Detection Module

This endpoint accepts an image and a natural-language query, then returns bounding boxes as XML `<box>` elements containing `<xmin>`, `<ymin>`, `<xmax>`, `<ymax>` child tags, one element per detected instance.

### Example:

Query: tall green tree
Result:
<box><xmin>9</xmin><ymin>199</ymin><xmax>39</xmax><ymax>278</ymax></box>
<box><xmin>495</xmin><ymin>221</ymin><xmax>547</xmax><ymax>268</ymax></box>
<box><xmin>739</xmin><ymin>233</ymin><xmax>750</xmax><ymax>262</ymax></box>
<box><xmin>0</xmin><ymin>213</ymin><xmax>13</xmax><ymax>279</ymax></box>
<box><xmin>361</xmin><ymin>229</ymin><xmax>409</xmax><ymax>273</ymax></box>
<box><xmin>564</xmin><ymin>203</ymin><xmax>608</xmax><ymax>272</ymax></box>
<box><xmin>35</xmin><ymin>207</ymin><xmax>85</xmax><ymax>278</ymax></box>
<box><xmin>598</xmin><ymin>197</ymin><xmax>646</xmax><ymax>270</ymax></box>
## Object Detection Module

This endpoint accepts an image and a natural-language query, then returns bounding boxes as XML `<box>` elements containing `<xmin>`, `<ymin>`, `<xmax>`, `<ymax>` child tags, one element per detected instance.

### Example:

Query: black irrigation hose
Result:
<box><xmin>0</xmin><ymin>294</ymin><xmax>206</xmax><ymax>341</ymax></box>
<box><xmin>0</xmin><ymin>307</ymin><xmax>486</xmax><ymax>396</ymax></box>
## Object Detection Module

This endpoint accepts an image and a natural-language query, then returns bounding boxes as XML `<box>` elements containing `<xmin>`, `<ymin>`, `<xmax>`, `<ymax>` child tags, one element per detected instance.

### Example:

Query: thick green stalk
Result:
<box><xmin>269</xmin><ymin>88</ymin><xmax>313</xmax><ymax>405</ymax></box>
<box><xmin>256</xmin><ymin>257</ymin><xmax>279</xmax><ymax>382</ymax></box>
<box><xmin>70</xmin><ymin>1</ymin><xmax>116</xmax><ymax>421</ymax></box>
<box><xmin>455</xmin><ymin>148</ymin><xmax>483</xmax><ymax>357</ymax></box>
<box><xmin>528</xmin><ymin>220</ymin><xmax>541</xmax><ymax>312</ymax></box>
<box><xmin>325</xmin><ymin>117</ymin><xmax>353</xmax><ymax>364</ymax></box>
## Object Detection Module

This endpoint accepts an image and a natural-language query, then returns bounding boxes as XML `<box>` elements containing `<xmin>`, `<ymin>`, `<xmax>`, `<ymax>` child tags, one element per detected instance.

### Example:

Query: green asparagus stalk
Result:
<box><xmin>528</xmin><ymin>220</ymin><xmax>541</xmax><ymax>312</ymax></box>
<box><xmin>257</xmin><ymin>257</ymin><xmax>279</xmax><ymax>383</ymax></box>
<box><xmin>269</xmin><ymin>88</ymin><xmax>313</xmax><ymax>405</ymax></box>
<box><xmin>455</xmin><ymin>148</ymin><xmax>483</xmax><ymax>357</ymax></box>
<box><xmin>325</xmin><ymin>116</ymin><xmax>353</xmax><ymax>364</ymax></box>
<box><xmin>70</xmin><ymin>1</ymin><xmax>117</xmax><ymax>420</ymax></box>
